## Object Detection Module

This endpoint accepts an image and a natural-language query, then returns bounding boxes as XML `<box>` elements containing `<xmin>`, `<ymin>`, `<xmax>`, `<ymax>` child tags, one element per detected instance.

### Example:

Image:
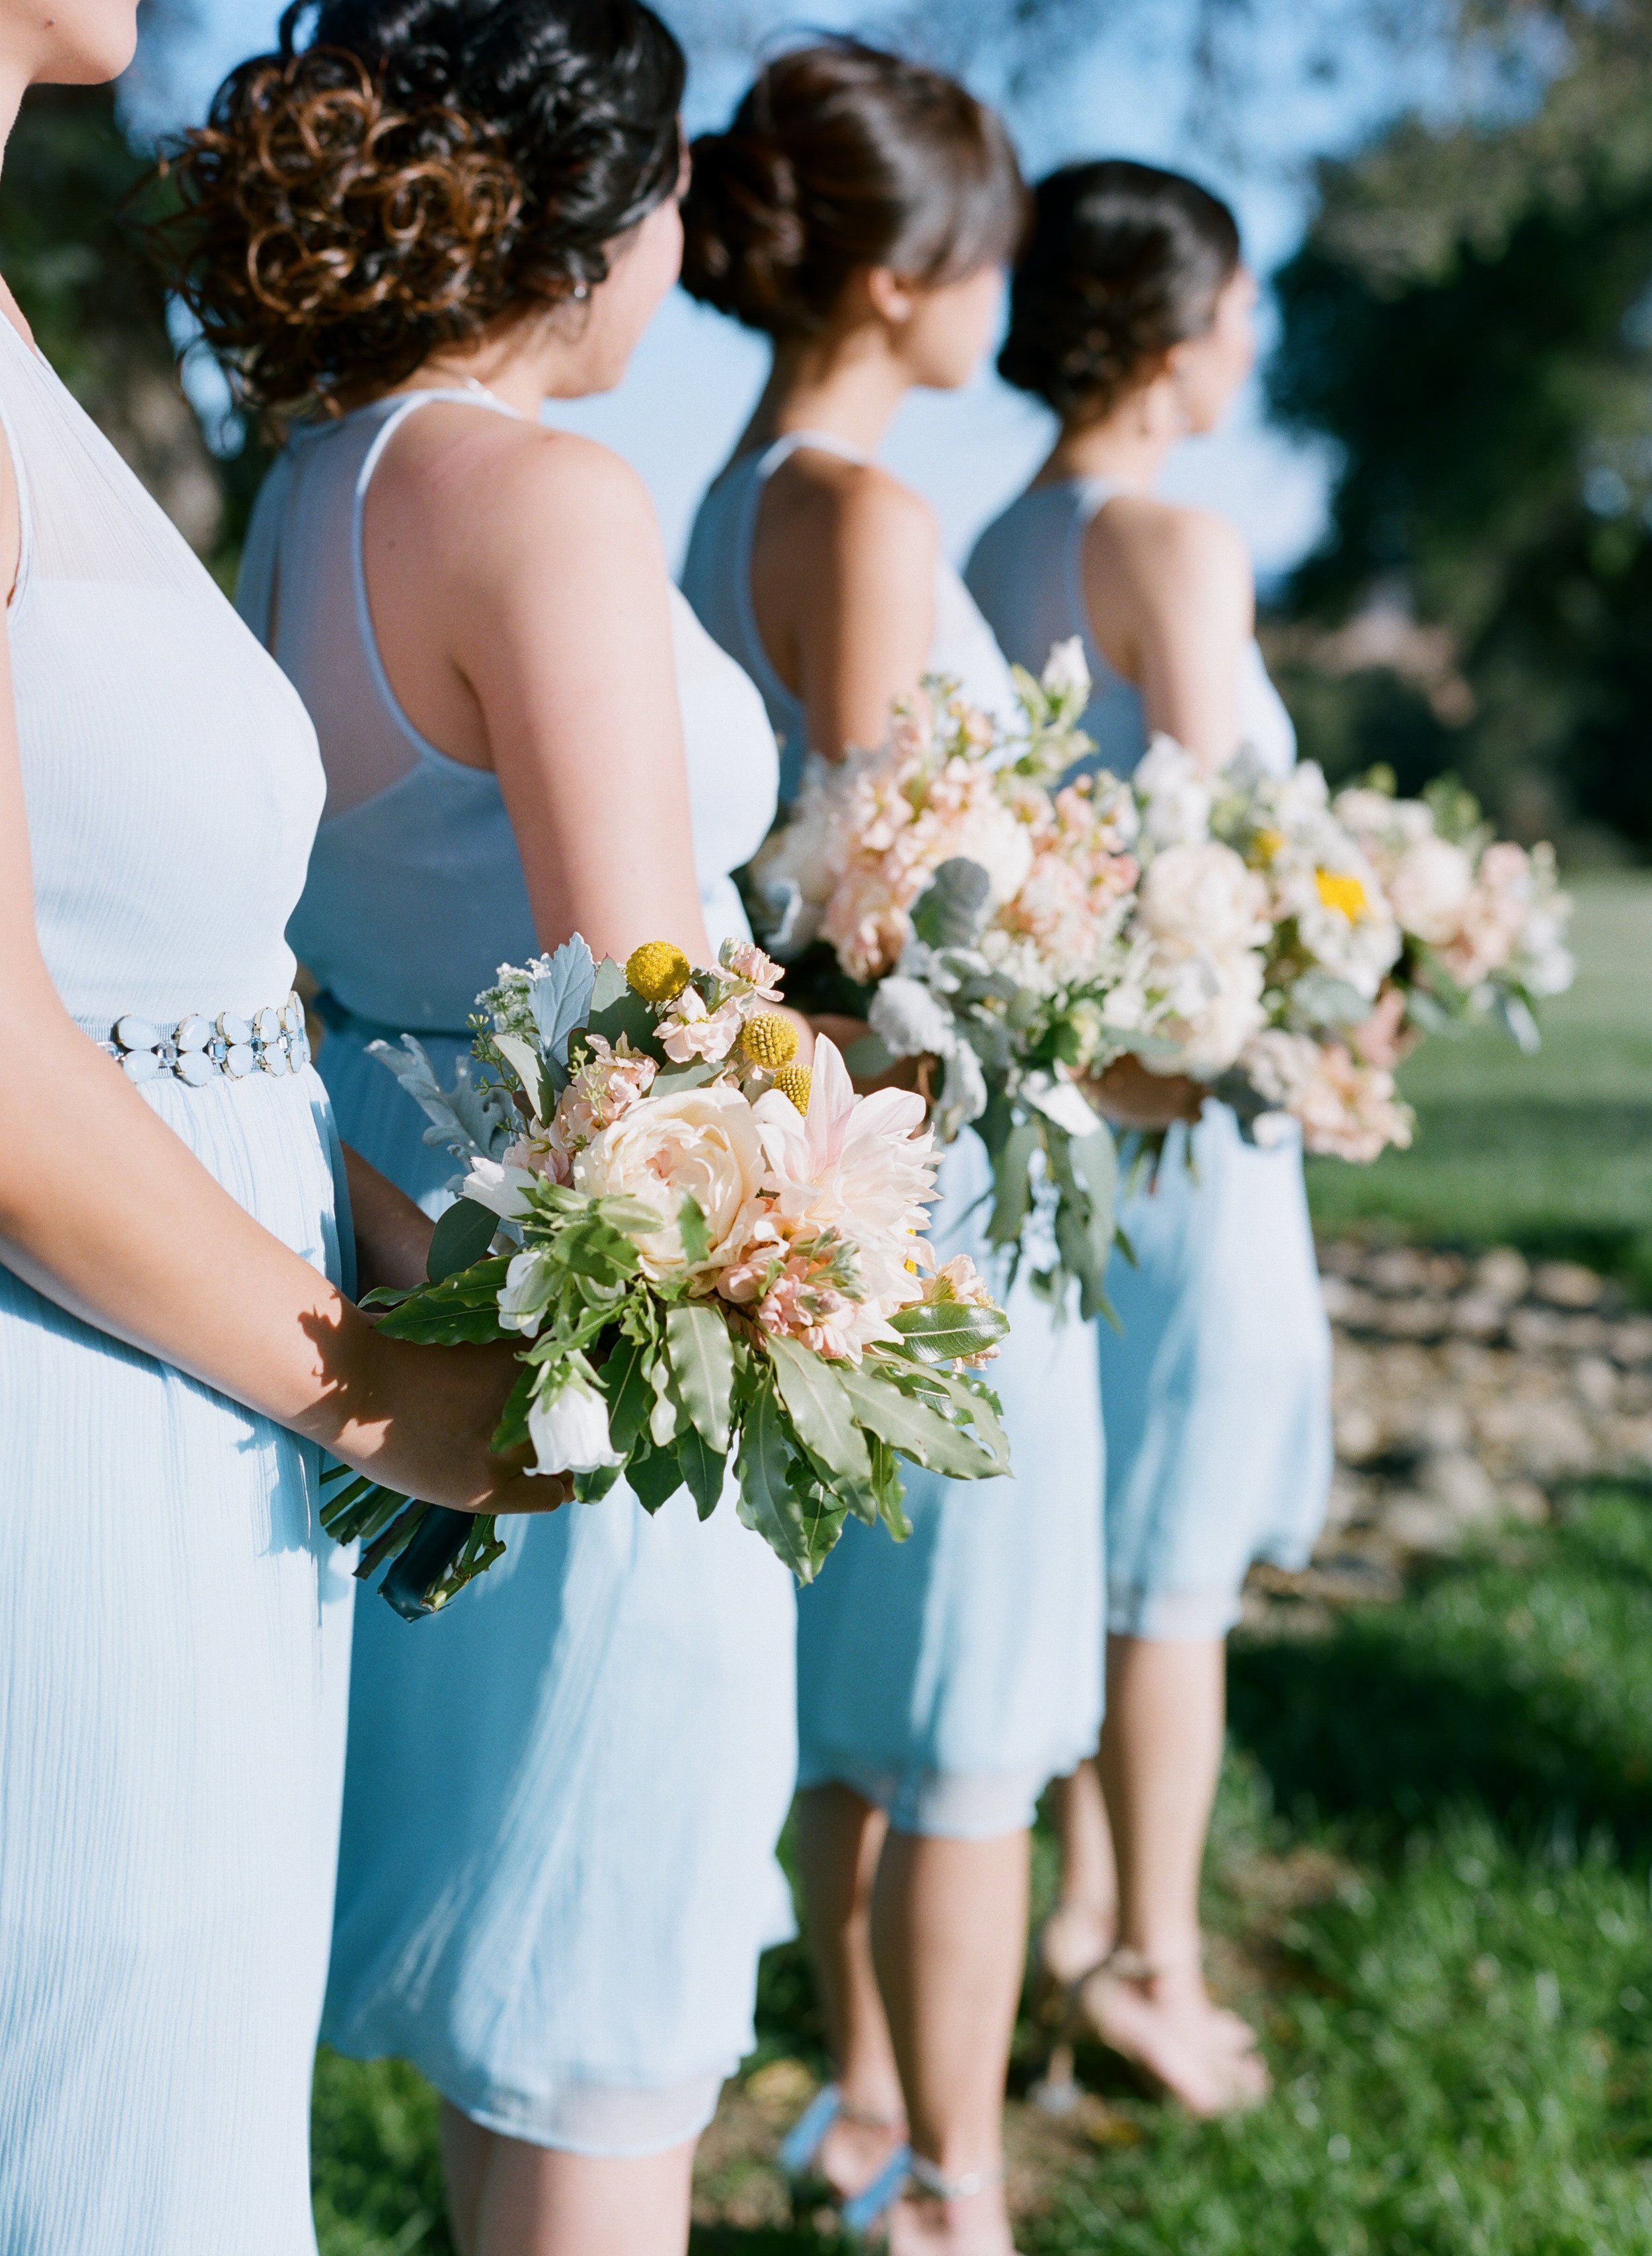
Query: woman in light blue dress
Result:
<box><xmin>0</xmin><ymin>8</ymin><xmax>548</xmax><ymax>2249</ymax></box>
<box><xmin>683</xmin><ymin>46</ymin><xmax>1103</xmax><ymax>2252</ymax></box>
<box><xmin>196</xmin><ymin>3</ymin><xmax>796</xmax><ymax>2249</ymax></box>
<box><xmin>967</xmin><ymin>160</ymin><xmax>1334</xmax><ymax>2113</ymax></box>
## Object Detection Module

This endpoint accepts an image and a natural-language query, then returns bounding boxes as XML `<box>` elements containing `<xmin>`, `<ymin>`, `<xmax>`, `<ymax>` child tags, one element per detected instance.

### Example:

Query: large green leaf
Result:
<box><xmin>371</xmin><ymin>1258</ymin><xmax>512</xmax><ymax>1343</ymax></box>
<box><xmin>426</xmin><ymin>1196</ymin><xmax>498</xmax><ymax>1283</ymax></box>
<box><xmin>583</xmin><ymin>984</ymin><xmax>663</xmax><ymax>1060</ymax></box>
<box><xmin>833</xmin><ymin>1361</ymin><xmax>998</xmax><ymax>1480</ymax></box>
<box><xmin>678</xmin><ymin>1423</ymin><xmax>727</xmax><ymax>1521</ymax></box>
<box><xmin>889</xmin><ymin>1298</ymin><xmax>1011</xmax><ymax>1364</ymax></box>
<box><xmin>675</xmin><ymin>1195</ymin><xmax>712</xmax><ymax>1269</ymax></box>
<box><xmin>666</xmin><ymin>1300</ymin><xmax>735</xmax><ymax>1454</ymax></box>
<box><xmin>628</xmin><ymin>1436</ymin><xmax>685</xmax><ymax>1514</ymax></box>
<box><xmin>601</xmin><ymin>1332</ymin><xmax>656</xmax><ymax>1454</ymax></box>
<box><xmin>897</xmin><ymin>1361</ymin><xmax>1012</xmax><ymax>1476</ymax></box>
<box><xmin>866</xmin><ymin>1434</ymin><xmax>911</xmax><ymax>1541</ymax></box>
<box><xmin>765</xmin><ymin>1335</ymin><xmax>873</xmax><ymax>1483</ymax></box>
<box><xmin>489</xmin><ymin>1362</ymin><xmax>536</xmax><ymax>1456</ymax></box>
<box><xmin>735</xmin><ymin>1376</ymin><xmax>818</xmax><ymax>1580</ymax></box>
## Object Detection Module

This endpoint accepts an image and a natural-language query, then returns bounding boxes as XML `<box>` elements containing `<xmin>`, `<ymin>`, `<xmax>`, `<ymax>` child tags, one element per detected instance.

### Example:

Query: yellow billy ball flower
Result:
<box><xmin>1314</xmin><ymin>869</ymin><xmax>1369</xmax><ymax>921</ymax></box>
<box><xmin>1252</xmin><ymin>825</ymin><xmax>1285</xmax><ymax>866</ymax></box>
<box><xmin>740</xmin><ymin>1012</ymin><xmax>799</xmax><ymax>1069</ymax></box>
<box><xmin>625</xmin><ymin>941</ymin><xmax>692</xmax><ymax>1003</ymax></box>
<box><xmin>773</xmin><ymin>1062</ymin><xmax>812</xmax><ymax>1115</ymax></box>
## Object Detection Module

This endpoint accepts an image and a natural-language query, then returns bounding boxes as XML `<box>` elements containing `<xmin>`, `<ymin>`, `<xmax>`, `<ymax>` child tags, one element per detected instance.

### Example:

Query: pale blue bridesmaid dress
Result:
<box><xmin>685</xmin><ymin>435</ymin><xmax>1104</xmax><ymax>1835</ymax></box>
<box><xmin>967</xmin><ymin>476</ymin><xmax>1333</xmax><ymax>1638</ymax></box>
<box><xmin>0</xmin><ymin>321</ymin><xmax>354</xmax><ymax>2250</ymax></box>
<box><xmin>239</xmin><ymin>388</ymin><xmax>798</xmax><ymax>2155</ymax></box>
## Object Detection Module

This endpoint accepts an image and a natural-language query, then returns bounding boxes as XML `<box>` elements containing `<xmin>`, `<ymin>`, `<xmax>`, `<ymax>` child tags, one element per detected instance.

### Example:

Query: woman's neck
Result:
<box><xmin>1036</xmin><ymin>409</ymin><xmax>1179</xmax><ymax>495</ymax></box>
<box><xmin>736</xmin><ymin>332</ymin><xmax>913</xmax><ymax>461</ymax></box>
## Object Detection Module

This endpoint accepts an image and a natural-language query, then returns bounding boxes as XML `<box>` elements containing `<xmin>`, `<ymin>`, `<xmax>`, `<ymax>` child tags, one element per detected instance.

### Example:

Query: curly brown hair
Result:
<box><xmin>999</xmin><ymin>160</ymin><xmax>1241</xmax><ymax>424</ymax></box>
<box><xmin>159</xmin><ymin>0</ymin><xmax>683</xmax><ymax>420</ymax></box>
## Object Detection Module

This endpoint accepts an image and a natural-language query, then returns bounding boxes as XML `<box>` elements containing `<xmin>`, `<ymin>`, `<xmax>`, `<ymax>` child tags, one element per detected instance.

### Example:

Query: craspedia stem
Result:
<box><xmin>624</xmin><ymin>941</ymin><xmax>693</xmax><ymax>1002</ymax></box>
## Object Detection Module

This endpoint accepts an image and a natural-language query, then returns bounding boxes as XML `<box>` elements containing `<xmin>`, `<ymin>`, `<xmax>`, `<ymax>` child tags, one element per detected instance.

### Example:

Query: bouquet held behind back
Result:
<box><xmin>745</xmin><ymin>641</ymin><xmax>1575</xmax><ymax>1296</ymax></box>
<box><xmin>322</xmin><ymin>936</ymin><xmax>1010</xmax><ymax>1618</ymax></box>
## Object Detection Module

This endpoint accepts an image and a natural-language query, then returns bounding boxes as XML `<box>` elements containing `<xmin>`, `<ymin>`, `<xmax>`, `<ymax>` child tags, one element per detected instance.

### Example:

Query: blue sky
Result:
<box><xmin>133</xmin><ymin>0</ymin><xmax>1451</xmax><ymax>585</ymax></box>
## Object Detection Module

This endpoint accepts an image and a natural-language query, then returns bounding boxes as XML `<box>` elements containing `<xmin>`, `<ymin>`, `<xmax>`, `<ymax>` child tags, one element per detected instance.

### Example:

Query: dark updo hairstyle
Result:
<box><xmin>680</xmin><ymin>38</ymin><xmax>1024</xmax><ymax>339</ymax></box>
<box><xmin>161</xmin><ymin>0</ymin><xmax>684</xmax><ymax>418</ymax></box>
<box><xmin>998</xmin><ymin>159</ymin><xmax>1241</xmax><ymax>423</ymax></box>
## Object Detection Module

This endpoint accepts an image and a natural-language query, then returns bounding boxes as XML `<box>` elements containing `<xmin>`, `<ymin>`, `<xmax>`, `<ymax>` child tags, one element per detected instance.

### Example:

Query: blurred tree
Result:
<box><xmin>0</xmin><ymin>80</ymin><xmax>223</xmax><ymax>554</ymax></box>
<box><xmin>1269</xmin><ymin>0</ymin><xmax>1652</xmax><ymax>854</ymax></box>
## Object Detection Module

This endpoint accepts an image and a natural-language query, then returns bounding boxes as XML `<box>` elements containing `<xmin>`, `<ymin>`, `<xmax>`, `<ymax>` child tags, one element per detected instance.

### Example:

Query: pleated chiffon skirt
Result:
<box><xmin>795</xmin><ymin>1129</ymin><xmax>1106</xmax><ymax>1838</ymax></box>
<box><xmin>0</xmin><ymin>1067</ymin><xmax>355</xmax><ymax>2256</ymax></box>
<box><xmin>1100</xmin><ymin>1103</ymin><xmax>1333</xmax><ymax>1640</ymax></box>
<box><xmin>316</xmin><ymin>1024</ymin><xmax>798</xmax><ymax>2155</ymax></box>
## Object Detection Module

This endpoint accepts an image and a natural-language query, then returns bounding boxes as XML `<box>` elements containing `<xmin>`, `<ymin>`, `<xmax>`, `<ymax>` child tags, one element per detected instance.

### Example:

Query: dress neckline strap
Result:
<box><xmin>753</xmin><ymin>428</ymin><xmax>872</xmax><ymax>480</ymax></box>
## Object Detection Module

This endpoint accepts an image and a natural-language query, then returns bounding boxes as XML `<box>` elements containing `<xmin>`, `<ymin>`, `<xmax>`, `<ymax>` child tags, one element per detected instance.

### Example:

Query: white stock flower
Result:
<box><xmin>573</xmin><ymin>1084</ymin><xmax>767</xmax><ymax>1277</ymax></box>
<box><xmin>1134</xmin><ymin>735</ymin><xmax>1213</xmax><ymax>847</ymax></box>
<box><xmin>527</xmin><ymin>1372</ymin><xmax>622</xmax><ymax>1478</ymax></box>
<box><xmin>1041</xmin><ymin>635</ymin><xmax>1092</xmax><ymax>707</ymax></box>
<box><xmin>1137</xmin><ymin>839</ymin><xmax>1271</xmax><ymax>956</ymax></box>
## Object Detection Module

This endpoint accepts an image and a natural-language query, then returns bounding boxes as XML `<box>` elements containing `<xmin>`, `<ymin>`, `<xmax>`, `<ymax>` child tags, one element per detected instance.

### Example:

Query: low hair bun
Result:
<box><xmin>681</xmin><ymin>38</ymin><xmax>1024</xmax><ymax>341</ymax></box>
<box><xmin>681</xmin><ymin>131</ymin><xmax>807</xmax><ymax>330</ymax></box>
<box><xmin>999</xmin><ymin>160</ymin><xmax>1240</xmax><ymax>422</ymax></box>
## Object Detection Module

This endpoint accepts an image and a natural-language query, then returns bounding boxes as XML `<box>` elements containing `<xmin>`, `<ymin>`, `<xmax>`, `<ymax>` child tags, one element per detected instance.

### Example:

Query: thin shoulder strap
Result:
<box><xmin>348</xmin><ymin>387</ymin><xmax>525</xmax><ymax>769</ymax></box>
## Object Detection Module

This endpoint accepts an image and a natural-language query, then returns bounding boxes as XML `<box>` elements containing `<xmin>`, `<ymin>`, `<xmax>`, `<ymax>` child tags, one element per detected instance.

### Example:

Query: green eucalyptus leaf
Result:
<box><xmin>426</xmin><ymin>1197</ymin><xmax>499</xmax><ymax>1283</ymax></box>
<box><xmin>589</xmin><ymin>957</ymin><xmax>628</xmax><ymax>1013</ymax></box>
<box><xmin>765</xmin><ymin>1334</ymin><xmax>873</xmax><ymax>1482</ymax></box>
<box><xmin>665</xmin><ymin>1300</ymin><xmax>735</xmax><ymax>1454</ymax></box>
<box><xmin>987</xmin><ymin>1120</ymin><xmax>1039</xmax><ymax>1247</ymax></box>
<box><xmin>654</xmin><ymin>1060</ymin><xmax>722</xmax><ymax>1096</ymax></box>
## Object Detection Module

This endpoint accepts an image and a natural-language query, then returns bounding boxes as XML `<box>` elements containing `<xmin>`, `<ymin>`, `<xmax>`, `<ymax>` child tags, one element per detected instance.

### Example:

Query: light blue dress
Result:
<box><xmin>239</xmin><ymin>389</ymin><xmax>798</xmax><ymax>2156</ymax></box>
<box><xmin>685</xmin><ymin>435</ymin><xmax>1104</xmax><ymax>1836</ymax></box>
<box><xmin>0</xmin><ymin>318</ymin><xmax>354</xmax><ymax>2251</ymax></box>
<box><xmin>967</xmin><ymin>476</ymin><xmax>1333</xmax><ymax>1639</ymax></box>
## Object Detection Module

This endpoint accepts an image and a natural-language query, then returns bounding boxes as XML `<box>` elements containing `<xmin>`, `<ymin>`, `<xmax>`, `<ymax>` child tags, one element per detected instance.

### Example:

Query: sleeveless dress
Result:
<box><xmin>0</xmin><ymin>322</ymin><xmax>353</xmax><ymax>2253</ymax></box>
<box><xmin>239</xmin><ymin>387</ymin><xmax>798</xmax><ymax>2157</ymax></box>
<box><xmin>967</xmin><ymin>476</ymin><xmax>1333</xmax><ymax>1638</ymax></box>
<box><xmin>684</xmin><ymin>435</ymin><xmax>1104</xmax><ymax>1836</ymax></box>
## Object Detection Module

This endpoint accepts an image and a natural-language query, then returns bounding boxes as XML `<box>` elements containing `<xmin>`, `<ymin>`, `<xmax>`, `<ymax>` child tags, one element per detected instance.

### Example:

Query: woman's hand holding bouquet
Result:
<box><xmin>321</xmin><ymin>935</ymin><xmax>1010</xmax><ymax>1616</ymax></box>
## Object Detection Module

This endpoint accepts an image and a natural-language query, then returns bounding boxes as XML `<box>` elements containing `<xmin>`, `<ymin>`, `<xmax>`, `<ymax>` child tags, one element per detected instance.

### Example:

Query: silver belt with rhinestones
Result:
<box><xmin>94</xmin><ymin>993</ymin><xmax>313</xmax><ymax>1085</ymax></box>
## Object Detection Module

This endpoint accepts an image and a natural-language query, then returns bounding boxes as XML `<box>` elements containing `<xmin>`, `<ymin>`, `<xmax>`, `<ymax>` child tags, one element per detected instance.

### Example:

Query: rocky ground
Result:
<box><xmin>1249</xmin><ymin>1240</ymin><xmax>1652</xmax><ymax>1632</ymax></box>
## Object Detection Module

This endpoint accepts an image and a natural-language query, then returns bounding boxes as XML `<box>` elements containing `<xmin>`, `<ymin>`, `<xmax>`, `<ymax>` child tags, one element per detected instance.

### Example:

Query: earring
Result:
<box><xmin>571</xmin><ymin>282</ymin><xmax>590</xmax><ymax>302</ymax></box>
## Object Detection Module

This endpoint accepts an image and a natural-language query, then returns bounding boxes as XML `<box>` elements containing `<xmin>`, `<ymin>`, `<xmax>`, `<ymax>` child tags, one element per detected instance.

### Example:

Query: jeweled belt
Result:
<box><xmin>93</xmin><ymin>993</ymin><xmax>313</xmax><ymax>1085</ymax></box>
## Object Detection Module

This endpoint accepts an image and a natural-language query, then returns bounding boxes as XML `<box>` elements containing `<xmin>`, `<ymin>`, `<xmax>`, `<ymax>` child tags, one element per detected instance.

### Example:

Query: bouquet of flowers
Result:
<box><xmin>320</xmin><ymin>936</ymin><xmax>1010</xmax><ymax>1618</ymax></box>
<box><xmin>1119</xmin><ymin>739</ymin><xmax>1575</xmax><ymax>1162</ymax></box>
<box><xmin>745</xmin><ymin>642</ymin><xmax>1165</xmax><ymax>1318</ymax></box>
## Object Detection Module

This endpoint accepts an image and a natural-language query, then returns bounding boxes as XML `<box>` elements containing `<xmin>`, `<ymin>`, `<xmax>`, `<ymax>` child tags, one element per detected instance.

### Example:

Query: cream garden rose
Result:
<box><xmin>572</xmin><ymin>1083</ymin><xmax>767</xmax><ymax>1277</ymax></box>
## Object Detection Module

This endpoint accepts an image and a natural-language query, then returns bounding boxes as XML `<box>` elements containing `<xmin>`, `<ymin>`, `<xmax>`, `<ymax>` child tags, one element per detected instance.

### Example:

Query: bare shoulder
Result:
<box><xmin>1090</xmin><ymin>493</ymin><xmax>1251</xmax><ymax>607</ymax></box>
<box><xmin>377</xmin><ymin>406</ymin><xmax>660</xmax><ymax>567</ymax></box>
<box><xmin>767</xmin><ymin>448</ymin><xmax>937</xmax><ymax>574</ymax></box>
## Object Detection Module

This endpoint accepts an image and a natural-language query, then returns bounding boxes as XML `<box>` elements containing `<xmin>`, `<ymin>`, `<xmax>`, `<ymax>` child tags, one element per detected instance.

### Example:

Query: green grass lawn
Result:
<box><xmin>1304</xmin><ymin>875</ymin><xmax>1652</xmax><ymax>1294</ymax></box>
<box><xmin>313</xmin><ymin>1480</ymin><xmax>1652</xmax><ymax>2255</ymax></box>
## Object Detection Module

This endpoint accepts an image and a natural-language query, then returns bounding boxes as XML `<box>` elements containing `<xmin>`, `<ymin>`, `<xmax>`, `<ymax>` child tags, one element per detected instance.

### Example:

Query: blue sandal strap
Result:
<box><xmin>841</xmin><ymin>2143</ymin><xmax>913</xmax><ymax>2238</ymax></box>
<box><xmin>779</xmin><ymin>2082</ymin><xmax>844</xmax><ymax>2179</ymax></box>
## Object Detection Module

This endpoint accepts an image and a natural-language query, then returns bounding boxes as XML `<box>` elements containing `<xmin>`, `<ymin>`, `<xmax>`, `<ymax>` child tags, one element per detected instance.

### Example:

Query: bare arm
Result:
<box><xmin>751</xmin><ymin>454</ymin><xmax>939</xmax><ymax>760</ymax></box>
<box><xmin>0</xmin><ymin>447</ymin><xmax>556</xmax><ymax>1515</ymax></box>
<box><xmin>1084</xmin><ymin>500</ymin><xmax>1254</xmax><ymax>771</ymax></box>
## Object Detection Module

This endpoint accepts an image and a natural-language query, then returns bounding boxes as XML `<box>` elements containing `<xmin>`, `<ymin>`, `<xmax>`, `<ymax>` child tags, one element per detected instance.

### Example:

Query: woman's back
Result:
<box><xmin>242</xmin><ymin>391</ymin><xmax>780</xmax><ymax>1035</ymax></box>
<box><xmin>684</xmin><ymin>433</ymin><xmax>1016</xmax><ymax>795</ymax></box>
<box><xmin>966</xmin><ymin>475</ymin><xmax>1296</xmax><ymax>780</ymax></box>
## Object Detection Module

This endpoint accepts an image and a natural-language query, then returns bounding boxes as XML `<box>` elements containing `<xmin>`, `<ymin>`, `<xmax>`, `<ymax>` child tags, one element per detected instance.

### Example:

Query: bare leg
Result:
<box><xmin>792</xmin><ymin>1784</ymin><xmax>908</xmax><ymax>2193</ymax></box>
<box><xmin>440</xmin><ymin>2103</ymin><xmax>696</xmax><ymax>2256</ymax></box>
<box><xmin>1085</xmin><ymin>1634</ymin><xmax>1267</xmax><ymax>2113</ymax></box>
<box><xmin>1040</xmin><ymin>1758</ymin><xmax>1117</xmax><ymax>1986</ymax></box>
<box><xmin>874</xmin><ymin>1828</ymin><xmax>1028</xmax><ymax>2256</ymax></box>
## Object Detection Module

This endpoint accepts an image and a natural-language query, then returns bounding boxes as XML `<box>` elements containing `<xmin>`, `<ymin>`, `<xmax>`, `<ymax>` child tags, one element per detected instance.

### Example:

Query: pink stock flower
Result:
<box><xmin>718</xmin><ymin>938</ymin><xmax>786</xmax><ymax>1002</ymax></box>
<box><xmin>657</xmin><ymin>987</ymin><xmax>747</xmax><ymax>1064</ymax></box>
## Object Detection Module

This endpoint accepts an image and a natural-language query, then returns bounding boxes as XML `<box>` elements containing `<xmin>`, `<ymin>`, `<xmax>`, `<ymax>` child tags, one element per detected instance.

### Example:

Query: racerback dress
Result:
<box><xmin>239</xmin><ymin>387</ymin><xmax>798</xmax><ymax>2156</ymax></box>
<box><xmin>968</xmin><ymin>476</ymin><xmax>1333</xmax><ymax>1637</ymax></box>
<box><xmin>0</xmin><ymin>320</ymin><xmax>354</xmax><ymax>2251</ymax></box>
<box><xmin>685</xmin><ymin>434</ymin><xmax>1104</xmax><ymax>1836</ymax></box>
